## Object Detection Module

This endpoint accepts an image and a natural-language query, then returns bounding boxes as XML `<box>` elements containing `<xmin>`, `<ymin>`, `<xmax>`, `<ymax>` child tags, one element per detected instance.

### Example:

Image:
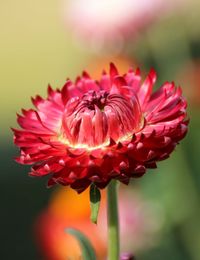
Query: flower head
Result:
<box><xmin>13</xmin><ymin>63</ymin><xmax>188</xmax><ymax>192</ymax></box>
<box><xmin>120</xmin><ymin>253</ymin><xmax>135</xmax><ymax>260</ymax></box>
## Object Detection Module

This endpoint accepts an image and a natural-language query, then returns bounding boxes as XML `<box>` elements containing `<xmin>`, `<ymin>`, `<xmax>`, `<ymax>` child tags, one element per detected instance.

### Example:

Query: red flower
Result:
<box><xmin>13</xmin><ymin>63</ymin><xmax>188</xmax><ymax>193</ymax></box>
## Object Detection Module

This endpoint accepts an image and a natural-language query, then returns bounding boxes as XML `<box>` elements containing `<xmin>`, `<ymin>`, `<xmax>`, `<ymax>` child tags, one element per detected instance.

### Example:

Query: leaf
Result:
<box><xmin>65</xmin><ymin>228</ymin><xmax>97</xmax><ymax>260</ymax></box>
<box><xmin>90</xmin><ymin>183</ymin><xmax>101</xmax><ymax>224</ymax></box>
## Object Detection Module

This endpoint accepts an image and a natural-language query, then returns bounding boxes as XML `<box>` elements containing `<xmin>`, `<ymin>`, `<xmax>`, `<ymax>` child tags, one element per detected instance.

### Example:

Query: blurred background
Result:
<box><xmin>1</xmin><ymin>0</ymin><xmax>200</xmax><ymax>259</ymax></box>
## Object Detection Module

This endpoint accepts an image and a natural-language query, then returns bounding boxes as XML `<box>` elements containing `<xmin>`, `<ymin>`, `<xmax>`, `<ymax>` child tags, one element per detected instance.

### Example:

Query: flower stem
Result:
<box><xmin>107</xmin><ymin>180</ymin><xmax>120</xmax><ymax>260</ymax></box>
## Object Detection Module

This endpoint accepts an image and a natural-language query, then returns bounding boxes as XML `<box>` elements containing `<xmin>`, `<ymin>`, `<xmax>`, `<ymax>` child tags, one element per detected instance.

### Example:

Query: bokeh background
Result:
<box><xmin>1</xmin><ymin>0</ymin><xmax>200</xmax><ymax>259</ymax></box>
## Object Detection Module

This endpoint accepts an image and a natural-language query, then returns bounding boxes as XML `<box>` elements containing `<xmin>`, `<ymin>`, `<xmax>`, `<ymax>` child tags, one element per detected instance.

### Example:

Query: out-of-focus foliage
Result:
<box><xmin>1</xmin><ymin>0</ymin><xmax>200</xmax><ymax>259</ymax></box>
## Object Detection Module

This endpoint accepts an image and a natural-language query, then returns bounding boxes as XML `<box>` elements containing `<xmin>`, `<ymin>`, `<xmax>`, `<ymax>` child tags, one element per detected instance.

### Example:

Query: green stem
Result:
<box><xmin>107</xmin><ymin>180</ymin><xmax>120</xmax><ymax>260</ymax></box>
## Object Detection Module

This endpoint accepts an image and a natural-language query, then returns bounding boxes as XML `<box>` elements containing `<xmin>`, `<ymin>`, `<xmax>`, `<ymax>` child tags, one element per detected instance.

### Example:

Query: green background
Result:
<box><xmin>1</xmin><ymin>0</ymin><xmax>200</xmax><ymax>259</ymax></box>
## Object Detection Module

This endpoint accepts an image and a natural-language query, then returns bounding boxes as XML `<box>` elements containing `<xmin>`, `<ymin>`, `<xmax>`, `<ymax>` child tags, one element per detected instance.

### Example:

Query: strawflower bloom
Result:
<box><xmin>13</xmin><ymin>63</ymin><xmax>188</xmax><ymax>193</ymax></box>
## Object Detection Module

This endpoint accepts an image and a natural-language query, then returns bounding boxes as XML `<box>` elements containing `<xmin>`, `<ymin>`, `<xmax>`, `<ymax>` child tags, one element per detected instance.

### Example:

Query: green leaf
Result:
<box><xmin>90</xmin><ymin>183</ymin><xmax>101</xmax><ymax>224</ymax></box>
<box><xmin>65</xmin><ymin>228</ymin><xmax>97</xmax><ymax>260</ymax></box>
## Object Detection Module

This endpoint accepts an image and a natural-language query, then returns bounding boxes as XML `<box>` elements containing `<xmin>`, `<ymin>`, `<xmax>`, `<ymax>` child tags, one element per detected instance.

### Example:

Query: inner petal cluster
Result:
<box><xmin>61</xmin><ymin>90</ymin><xmax>143</xmax><ymax>149</ymax></box>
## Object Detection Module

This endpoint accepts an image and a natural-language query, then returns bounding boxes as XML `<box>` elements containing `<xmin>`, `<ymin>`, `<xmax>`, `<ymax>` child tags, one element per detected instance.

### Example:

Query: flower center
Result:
<box><xmin>61</xmin><ymin>91</ymin><xmax>143</xmax><ymax>149</ymax></box>
<box><xmin>82</xmin><ymin>90</ymin><xmax>108</xmax><ymax>111</ymax></box>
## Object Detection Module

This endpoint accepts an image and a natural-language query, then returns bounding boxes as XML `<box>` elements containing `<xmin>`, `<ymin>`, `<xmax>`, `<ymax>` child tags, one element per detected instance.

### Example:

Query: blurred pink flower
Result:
<box><xmin>65</xmin><ymin>0</ymin><xmax>185</xmax><ymax>52</ymax></box>
<box><xmin>98</xmin><ymin>187</ymin><xmax>165</xmax><ymax>252</ymax></box>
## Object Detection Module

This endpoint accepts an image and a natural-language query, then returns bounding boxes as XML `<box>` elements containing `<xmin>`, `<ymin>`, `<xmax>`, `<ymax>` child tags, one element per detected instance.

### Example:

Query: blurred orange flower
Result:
<box><xmin>85</xmin><ymin>56</ymin><xmax>136</xmax><ymax>80</ymax></box>
<box><xmin>177</xmin><ymin>60</ymin><xmax>200</xmax><ymax>108</ymax></box>
<box><xmin>35</xmin><ymin>188</ymin><xmax>106</xmax><ymax>260</ymax></box>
